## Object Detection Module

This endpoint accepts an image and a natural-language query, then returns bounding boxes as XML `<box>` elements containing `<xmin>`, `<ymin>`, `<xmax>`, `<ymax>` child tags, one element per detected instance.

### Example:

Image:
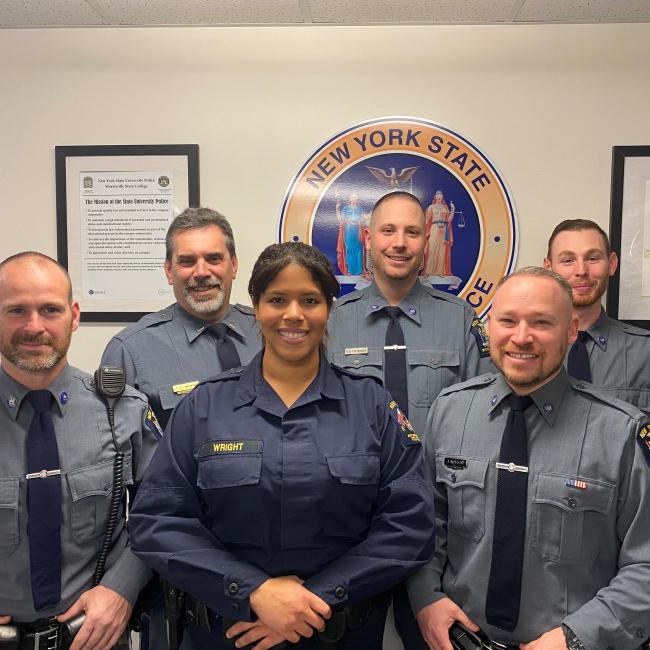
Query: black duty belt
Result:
<box><xmin>0</xmin><ymin>618</ymin><xmax>59</xmax><ymax>650</ymax></box>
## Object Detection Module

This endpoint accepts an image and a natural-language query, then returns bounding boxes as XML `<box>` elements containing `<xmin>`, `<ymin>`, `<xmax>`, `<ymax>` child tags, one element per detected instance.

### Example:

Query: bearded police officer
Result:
<box><xmin>544</xmin><ymin>218</ymin><xmax>650</xmax><ymax>415</ymax></box>
<box><xmin>408</xmin><ymin>267</ymin><xmax>650</xmax><ymax>650</ymax></box>
<box><xmin>0</xmin><ymin>252</ymin><xmax>158</xmax><ymax>649</ymax></box>
<box><xmin>327</xmin><ymin>191</ymin><xmax>491</xmax><ymax>649</ymax></box>
<box><xmin>101</xmin><ymin>207</ymin><xmax>261</xmax><ymax>429</ymax></box>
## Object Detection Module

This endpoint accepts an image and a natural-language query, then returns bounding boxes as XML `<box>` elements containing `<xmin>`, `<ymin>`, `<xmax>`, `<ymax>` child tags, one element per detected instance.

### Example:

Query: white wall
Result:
<box><xmin>1</xmin><ymin>23</ymin><xmax>649</xmax><ymax>372</ymax></box>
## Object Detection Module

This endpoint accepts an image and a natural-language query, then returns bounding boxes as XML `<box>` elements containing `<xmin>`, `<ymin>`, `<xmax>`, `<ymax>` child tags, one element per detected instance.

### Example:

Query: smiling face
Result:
<box><xmin>254</xmin><ymin>262</ymin><xmax>329</xmax><ymax>369</ymax></box>
<box><xmin>164</xmin><ymin>225</ymin><xmax>238</xmax><ymax>323</ymax></box>
<box><xmin>0</xmin><ymin>257</ymin><xmax>79</xmax><ymax>383</ymax></box>
<box><xmin>365</xmin><ymin>195</ymin><xmax>425</xmax><ymax>287</ymax></box>
<box><xmin>544</xmin><ymin>228</ymin><xmax>617</xmax><ymax>308</ymax></box>
<box><xmin>488</xmin><ymin>274</ymin><xmax>578</xmax><ymax>394</ymax></box>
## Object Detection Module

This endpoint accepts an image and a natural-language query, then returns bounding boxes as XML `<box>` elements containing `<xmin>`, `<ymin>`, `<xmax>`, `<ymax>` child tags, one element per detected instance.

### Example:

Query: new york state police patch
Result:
<box><xmin>388</xmin><ymin>400</ymin><xmax>421</xmax><ymax>446</ymax></box>
<box><xmin>638</xmin><ymin>422</ymin><xmax>650</xmax><ymax>467</ymax></box>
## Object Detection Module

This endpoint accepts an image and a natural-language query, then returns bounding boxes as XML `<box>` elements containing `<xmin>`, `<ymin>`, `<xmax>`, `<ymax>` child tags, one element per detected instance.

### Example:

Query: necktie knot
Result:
<box><xmin>209</xmin><ymin>323</ymin><xmax>229</xmax><ymax>340</ymax></box>
<box><xmin>578</xmin><ymin>330</ymin><xmax>590</xmax><ymax>343</ymax></box>
<box><xmin>505</xmin><ymin>394</ymin><xmax>533</xmax><ymax>412</ymax></box>
<box><xmin>25</xmin><ymin>390</ymin><xmax>52</xmax><ymax>414</ymax></box>
<box><xmin>384</xmin><ymin>306</ymin><xmax>401</xmax><ymax>320</ymax></box>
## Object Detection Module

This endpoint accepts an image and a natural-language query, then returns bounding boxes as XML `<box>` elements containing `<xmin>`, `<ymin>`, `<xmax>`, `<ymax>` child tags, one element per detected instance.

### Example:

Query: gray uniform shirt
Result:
<box><xmin>101</xmin><ymin>303</ymin><xmax>261</xmax><ymax>428</ymax></box>
<box><xmin>0</xmin><ymin>364</ymin><xmax>158</xmax><ymax>622</ymax></box>
<box><xmin>327</xmin><ymin>280</ymin><xmax>492</xmax><ymax>436</ymax></box>
<box><xmin>575</xmin><ymin>309</ymin><xmax>650</xmax><ymax>415</ymax></box>
<box><xmin>407</xmin><ymin>370</ymin><xmax>650</xmax><ymax>649</ymax></box>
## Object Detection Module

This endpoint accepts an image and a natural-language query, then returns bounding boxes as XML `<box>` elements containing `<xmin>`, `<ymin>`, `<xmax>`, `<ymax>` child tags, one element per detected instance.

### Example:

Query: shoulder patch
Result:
<box><xmin>145</xmin><ymin>407</ymin><xmax>164</xmax><ymax>440</ymax></box>
<box><xmin>637</xmin><ymin>422</ymin><xmax>650</xmax><ymax>467</ymax></box>
<box><xmin>470</xmin><ymin>318</ymin><xmax>490</xmax><ymax>358</ymax></box>
<box><xmin>388</xmin><ymin>400</ymin><xmax>421</xmax><ymax>446</ymax></box>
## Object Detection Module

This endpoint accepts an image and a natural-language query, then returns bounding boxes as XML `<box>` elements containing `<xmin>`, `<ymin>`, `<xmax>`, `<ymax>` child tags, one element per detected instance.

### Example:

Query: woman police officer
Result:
<box><xmin>129</xmin><ymin>242</ymin><xmax>435</xmax><ymax>649</ymax></box>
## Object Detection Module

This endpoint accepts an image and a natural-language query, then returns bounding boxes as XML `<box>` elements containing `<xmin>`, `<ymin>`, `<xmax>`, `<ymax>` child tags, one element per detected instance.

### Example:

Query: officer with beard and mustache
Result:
<box><xmin>102</xmin><ymin>208</ymin><xmax>261</xmax><ymax>430</ymax></box>
<box><xmin>544</xmin><ymin>219</ymin><xmax>650</xmax><ymax>416</ymax></box>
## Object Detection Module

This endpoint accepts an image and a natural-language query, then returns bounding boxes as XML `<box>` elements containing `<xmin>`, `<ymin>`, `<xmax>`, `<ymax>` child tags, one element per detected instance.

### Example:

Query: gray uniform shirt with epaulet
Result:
<box><xmin>575</xmin><ymin>309</ymin><xmax>650</xmax><ymax>415</ymax></box>
<box><xmin>407</xmin><ymin>369</ymin><xmax>650</xmax><ymax>649</ymax></box>
<box><xmin>327</xmin><ymin>280</ymin><xmax>492</xmax><ymax>437</ymax></box>
<box><xmin>0</xmin><ymin>364</ymin><xmax>158</xmax><ymax>622</ymax></box>
<box><xmin>101</xmin><ymin>302</ymin><xmax>261</xmax><ymax>428</ymax></box>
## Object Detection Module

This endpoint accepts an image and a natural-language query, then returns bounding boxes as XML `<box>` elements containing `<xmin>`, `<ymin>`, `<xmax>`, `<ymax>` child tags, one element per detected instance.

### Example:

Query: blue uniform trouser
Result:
<box><xmin>392</xmin><ymin>582</ymin><xmax>427</xmax><ymax>650</ymax></box>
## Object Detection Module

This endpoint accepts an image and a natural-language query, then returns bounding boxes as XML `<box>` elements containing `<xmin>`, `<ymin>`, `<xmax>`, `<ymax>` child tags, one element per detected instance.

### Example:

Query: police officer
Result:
<box><xmin>0</xmin><ymin>252</ymin><xmax>158</xmax><ymax>649</ymax></box>
<box><xmin>544</xmin><ymin>218</ymin><xmax>650</xmax><ymax>415</ymax></box>
<box><xmin>101</xmin><ymin>207</ymin><xmax>261</xmax><ymax>429</ymax></box>
<box><xmin>327</xmin><ymin>191</ymin><xmax>491</xmax><ymax>649</ymax></box>
<box><xmin>408</xmin><ymin>267</ymin><xmax>650</xmax><ymax>650</ymax></box>
<box><xmin>129</xmin><ymin>242</ymin><xmax>435</xmax><ymax>650</ymax></box>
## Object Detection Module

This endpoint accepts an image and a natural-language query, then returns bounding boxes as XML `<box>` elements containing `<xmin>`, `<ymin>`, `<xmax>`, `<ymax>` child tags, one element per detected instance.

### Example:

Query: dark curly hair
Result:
<box><xmin>248</xmin><ymin>242</ymin><xmax>340</xmax><ymax>308</ymax></box>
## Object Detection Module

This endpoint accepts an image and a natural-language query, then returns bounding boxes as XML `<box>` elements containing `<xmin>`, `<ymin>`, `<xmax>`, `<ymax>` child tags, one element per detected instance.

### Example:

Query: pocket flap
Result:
<box><xmin>533</xmin><ymin>473</ymin><xmax>614</xmax><ymax>514</ymax></box>
<box><xmin>408</xmin><ymin>348</ymin><xmax>460</xmax><ymax>370</ymax></box>
<box><xmin>326</xmin><ymin>454</ymin><xmax>380</xmax><ymax>485</ymax></box>
<box><xmin>435</xmin><ymin>455</ymin><xmax>488</xmax><ymax>489</ymax></box>
<box><xmin>332</xmin><ymin>349</ymin><xmax>383</xmax><ymax>371</ymax></box>
<box><xmin>158</xmin><ymin>384</ymin><xmax>186</xmax><ymax>411</ymax></box>
<box><xmin>0</xmin><ymin>477</ymin><xmax>19</xmax><ymax>507</ymax></box>
<box><xmin>198</xmin><ymin>455</ymin><xmax>262</xmax><ymax>489</ymax></box>
<box><xmin>67</xmin><ymin>461</ymin><xmax>113</xmax><ymax>502</ymax></box>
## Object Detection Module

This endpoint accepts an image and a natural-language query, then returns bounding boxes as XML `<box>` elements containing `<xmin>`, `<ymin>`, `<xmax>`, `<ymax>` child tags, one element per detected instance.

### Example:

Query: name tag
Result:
<box><xmin>173</xmin><ymin>380</ymin><xmax>199</xmax><ymax>395</ymax></box>
<box><xmin>444</xmin><ymin>457</ymin><xmax>467</xmax><ymax>470</ymax></box>
<box><xmin>199</xmin><ymin>439</ymin><xmax>263</xmax><ymax>457</ymax></box>
<box><xmin>345</xmin><ymin>347</ymin><xmax>368</xmax><ymax>355</ymax></box>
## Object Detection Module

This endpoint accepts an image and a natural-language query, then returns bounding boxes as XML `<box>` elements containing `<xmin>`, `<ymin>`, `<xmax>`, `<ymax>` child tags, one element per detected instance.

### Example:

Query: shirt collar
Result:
<box><xmin>584</xmin><ymin>308</ymin><xmax>609</xmax><ymax>351</ymax></box>
<box><xmin>364</xmin><ymin>279</ymin><xmax>424</xmax><ymax>324</ymax></box>
<box><xmin>0</xmin><ymin>364</ymin><xmax>74</xmax><ymax>421</ymax></box>
<box><xmin>175</xmin><ymin>303</ymin><xmax>245</xmax><ymax>343</ymax></box>
<box><xmin>487</xmin><ymin>369</ymin><xmax>569</xmax><ymax>426</ymax></box>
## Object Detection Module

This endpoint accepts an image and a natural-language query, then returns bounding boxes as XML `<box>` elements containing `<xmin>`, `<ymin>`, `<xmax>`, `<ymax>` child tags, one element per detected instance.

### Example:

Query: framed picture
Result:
<box><xmin>56</xmin><ymin>144</ymin><xmax>199</xmax><ymax>322</ymax></box>
<box><xmin>607</xmin><ymin>145</ymin><xmax>650</xmax><ymax>330</ymax></box>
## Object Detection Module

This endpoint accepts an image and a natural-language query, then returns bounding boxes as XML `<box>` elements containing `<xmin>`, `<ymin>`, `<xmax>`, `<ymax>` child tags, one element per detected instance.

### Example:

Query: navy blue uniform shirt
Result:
<box><xmin>130</xmin><ymin>351</ymin><xmax>435</xmax><ymax>621</ymax></box>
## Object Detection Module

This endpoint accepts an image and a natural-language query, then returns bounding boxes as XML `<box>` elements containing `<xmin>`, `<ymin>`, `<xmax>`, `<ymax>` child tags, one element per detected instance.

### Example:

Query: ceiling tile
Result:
<box><xmin>0</xmin><ymin>0</ymin><xmax>106</xmax><ymax>26</ymax></box>
<box><xmin>517</xmin><ymin>0</ymin><xmax>650</xmax><ymax>23</ymax></box>
<box><xmin>310</xmin><ymin>0</ymin><xmax>435</xmax><ymax>23</ymax></box>
<box><xmin>432</xmin><ymin>0</ymin><xmax>519</xmax><ymax>23</ymax></box>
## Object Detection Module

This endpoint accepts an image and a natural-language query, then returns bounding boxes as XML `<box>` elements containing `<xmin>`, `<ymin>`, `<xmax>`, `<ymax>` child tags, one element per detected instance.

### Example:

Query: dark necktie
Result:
<box><xmin>25</xmin><ymin>390</ymin><xmax>62</xmax><ymax>611</ymax></box>
<box><xmin>384</xmin><ymin>306</ymin><xmax>408</xmax><ymax>417</ymax></box>
<box><xmin>485</xmin><ymin>393</ymin><xmax>533</xmax><ymax>631</ymax></box>
<box><xmin>567</xmin><ymin>331</ymin><xmax>591</xmax><ymax>382</ymax></box>
<box><xmin>209</xmin><ymin>323</ymin><xmax>242</xmax><ymax>371</ymax></box>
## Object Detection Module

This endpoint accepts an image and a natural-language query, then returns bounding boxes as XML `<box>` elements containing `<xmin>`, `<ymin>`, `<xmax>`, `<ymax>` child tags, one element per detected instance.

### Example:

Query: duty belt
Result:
<box><xmin>0</xmin><ymin>618</ymin><xmax>59</xmax><ymax>650</ymax></box>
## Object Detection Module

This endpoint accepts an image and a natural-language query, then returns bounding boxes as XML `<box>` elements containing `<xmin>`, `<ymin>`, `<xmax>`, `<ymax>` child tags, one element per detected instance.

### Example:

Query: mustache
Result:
<box><xmin>185</xmin><ymin>278</ymin><xmax>222</xmax><ymax>290</ymax></box>
<box><xmin>14</xmin><ymin>333</ymin><xmax>53</xmax><ymax>345</ymax></box>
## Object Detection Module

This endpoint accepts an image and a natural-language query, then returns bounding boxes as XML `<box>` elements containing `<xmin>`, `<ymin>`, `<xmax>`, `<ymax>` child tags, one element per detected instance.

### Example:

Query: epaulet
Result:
<box><xmin>232</xmin><ymin>303</ymin><xmax>255</xmax><ymax>316</ymax></box>
<box><xmin>333</xmin><ymin>289</ymin><xmax>366</xmax><ymax>307</ymax></box>
<box><xmin>438</xmin><ymin>373</ymin><xmax>497</xmax><ymax>398</ymax></box>
<box><xmin>571</xmin><ymin>379</ymin><xmax>646</xmax><ymax>420</ymax></box>
<box><xmin>420</xmin><ymin>283</ymin><xmax>471</xmax><ymax>309</ymax></box>
<box><xmin>331</xmin><ymin>363</ymin><xmax>382</xmax><ymax>385</ymax></box>
<box><xmin>613</xmin><ymin>319</ymin><xmax>650</xmax><ymax>338</ymax></box>
<box><xmin>199</xmin><ymin>366</ymin><xmax>246</xmax><ymax>386</ymax></box>
<box><xmin>111</xmin><ymin>307</ymin><xmax>174</xmax><ymax>340</ymax></box>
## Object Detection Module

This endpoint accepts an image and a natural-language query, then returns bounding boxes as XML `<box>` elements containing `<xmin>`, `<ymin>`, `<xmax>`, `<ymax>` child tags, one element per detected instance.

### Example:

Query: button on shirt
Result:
<box><xmin>101</xmin><ymin>303</ymin><xmax>261</xmax><ymax>428</ymax></box>
<box><xmin>327</xmin><ymin>281</ymin><xmax>493</xmax><ymax>437</ymax></box>
<box><xmin>407</xmin><ymin>370</ymin><xmax>650</xmax><ymax>649</ymax></box>
<box><xmin>0</xmin><ymin>365</ymin><xmax>158</xmax><ymax>622</ymax></box>
<box><xmin>129</xmin><ymin>352</ymin><xmax>435</xmax><ymax>620</ymax></box>
<box><xmin>571</xmin><ymin>309</ymin><xmax>650</xmax><ymax>415</ymax></box>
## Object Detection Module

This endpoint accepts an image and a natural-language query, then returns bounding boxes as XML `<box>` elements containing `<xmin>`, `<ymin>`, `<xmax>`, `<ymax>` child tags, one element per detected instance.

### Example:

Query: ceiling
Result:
<box><xmin>1</xmin><ymin>0</ymin><xmax>650</xmax><ymax>28</ymax></box>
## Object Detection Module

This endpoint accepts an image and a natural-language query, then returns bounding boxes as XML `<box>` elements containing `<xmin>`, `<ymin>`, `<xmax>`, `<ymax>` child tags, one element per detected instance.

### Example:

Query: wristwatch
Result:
<box><xmin>562</xmin><ymin>624</ymin><xmax>585</xmax><ymax>650</ymax></box>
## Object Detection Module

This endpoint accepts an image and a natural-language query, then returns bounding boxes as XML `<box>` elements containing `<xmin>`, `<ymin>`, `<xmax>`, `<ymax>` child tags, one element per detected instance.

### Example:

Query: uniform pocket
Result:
<box><xmin>435</xmin><ymin>455</ymin><xmax>488</xmax><ymax>541</ymax></box>
<box><xmin>158</xmin><ymin>384</ymin><xmax>186</xmax><ymax>411</ymax></box>
<box><xmin>0</xmin><ymin>477</ymin><xmax>20</xmax><ymax>549</ymax></box>
<box><xmin>197</xmin><ymin>454</ymin><xmax>262</xmax><ymax>489</ymax></box>
<box><xmin>67</xmin><ymin>460</ymin><xmax>114</xmax><ymax>542</ymax></box>
<box><xmin>408</xmin><ymin>348</ymin><xmax>460</xmax><ymax>407</ymax></box>
<box><xmin>332</xmin><ymin>350</ymin><xmax>384</xmax><ymax>383</ymax></box>
<box><xmin>531</xmin><ymin>472</ymin><xmax>615</xmax><ymax>564</ymax></box>
<box><xmin>326</xmin><ymin>453</ymin><xmax>380</xmax><ymax>485</ymax></box>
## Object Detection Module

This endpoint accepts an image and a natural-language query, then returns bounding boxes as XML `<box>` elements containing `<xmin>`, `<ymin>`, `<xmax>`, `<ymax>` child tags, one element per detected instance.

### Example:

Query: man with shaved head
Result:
<box><xmin>0</xmin><ymin>252</ymin><xmax>157</xmax><ymax>649</ymax></box>
<box><xmin>408</xmin><ymin>267</ymin><xmax>650</xmax><ymax>650</ymax></box>
<box><xmin>328</xmin><ymin>191</ymin><xmax>491</xmax><ymax>649</ymax></box>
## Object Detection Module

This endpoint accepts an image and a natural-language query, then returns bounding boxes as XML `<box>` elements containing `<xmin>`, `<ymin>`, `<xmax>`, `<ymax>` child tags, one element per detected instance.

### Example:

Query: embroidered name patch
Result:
<box><xmin>199</xmin><ymin>440</ymin><xmax>263</xmax><ymax>457</ymax></box>
<box><xmin>388</xmin><ymin>400</ymin><xmax>421</xmax><ymax>446</ymax></box>
<box><xmin>345</xmin><ymin>347</ymin><xmax>369</xmax><ymax>355</ymax></box>
<box><xmin>444</xmin><ymin>457</ymin><xmax>467</xmax><ymax>470</ymax></box>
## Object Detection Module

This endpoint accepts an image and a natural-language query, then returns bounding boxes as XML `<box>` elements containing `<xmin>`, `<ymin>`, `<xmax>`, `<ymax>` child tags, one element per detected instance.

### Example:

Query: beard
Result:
<box><xmin>492</xmin><ymin>346</ymin><xmax>567</xmax><ymax>393</ymax></box>
<box><xmin>2</xmin><ymin>332</ymin><xmax>69</xmax><ymax>373</ymax></box>
<box><xmin>182</xmin><ymin>277</ymin><xmax>225</xmax><ymax>315</ymax></box>
<box><xmin>572</xmin><ymin>275</ymin><xmax>608</xmax><ymax>308</ymax></box>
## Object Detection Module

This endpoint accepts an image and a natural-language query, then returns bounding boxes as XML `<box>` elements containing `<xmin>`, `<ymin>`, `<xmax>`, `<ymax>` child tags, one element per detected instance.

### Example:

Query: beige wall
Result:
<box><xmin>1</xmin><ymin>22</ymin><xmax>649</xmax><ymax>372</ymax></box>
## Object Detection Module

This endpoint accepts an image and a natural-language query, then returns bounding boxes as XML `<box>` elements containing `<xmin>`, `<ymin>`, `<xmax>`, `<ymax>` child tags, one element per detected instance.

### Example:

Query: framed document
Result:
<box><xmin>607</xmin><ymin>145</ymin><xmax>650</xmax><ymax>330</ymax></box>
<box><xmin>56</xmin><ymin>144</ymin><xmax>199</xmax><ymax>322</ymax></box>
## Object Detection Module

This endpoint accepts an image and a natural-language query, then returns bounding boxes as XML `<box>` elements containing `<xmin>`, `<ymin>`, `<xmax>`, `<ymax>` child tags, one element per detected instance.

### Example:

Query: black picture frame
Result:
<box><xmin>55</xmin><ymin>144</ymin><xmax>199</xmax><ymax>322</ymax></box>
<box><xmin>607</xmin><ymin>146</ymin><xmax>650</xmax><ymax>331</ymax></box>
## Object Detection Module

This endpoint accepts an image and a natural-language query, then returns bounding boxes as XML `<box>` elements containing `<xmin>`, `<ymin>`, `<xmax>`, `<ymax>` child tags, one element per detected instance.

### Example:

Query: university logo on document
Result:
<box><xmin>278</xmin><ymin>117</ymin><xmax>518</xmax><ymax>318</ymax></box>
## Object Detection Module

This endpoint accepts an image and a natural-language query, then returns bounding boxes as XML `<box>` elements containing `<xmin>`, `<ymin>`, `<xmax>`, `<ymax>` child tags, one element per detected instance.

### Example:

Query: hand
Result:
<box><xmin>57</xmin><ymin>585</ymin><xmax>132</xmax><ymax>650</ymax></box>
<box><xmin>520</xmin><ymin>627</ymin><xmax>568</xmax><ymax>650</ymax></box>
<box><xmin>250</xmin><ymin>575</ymin><xmax>331</xmax><ymax>643</ymax></box>
<box><xmin>416</xmin><ymin>597</ymin><xmax>479</xmax><ymax>650</ymax></box>
<box><xmin>226</xmin><ymin>620</ymin><xmax>288</xmax><ymax>650</ymax></box>
<box><xmin>0</xmin><ymin>616</ymin><xmax>11</xmax><ymax>624</ymax></box>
